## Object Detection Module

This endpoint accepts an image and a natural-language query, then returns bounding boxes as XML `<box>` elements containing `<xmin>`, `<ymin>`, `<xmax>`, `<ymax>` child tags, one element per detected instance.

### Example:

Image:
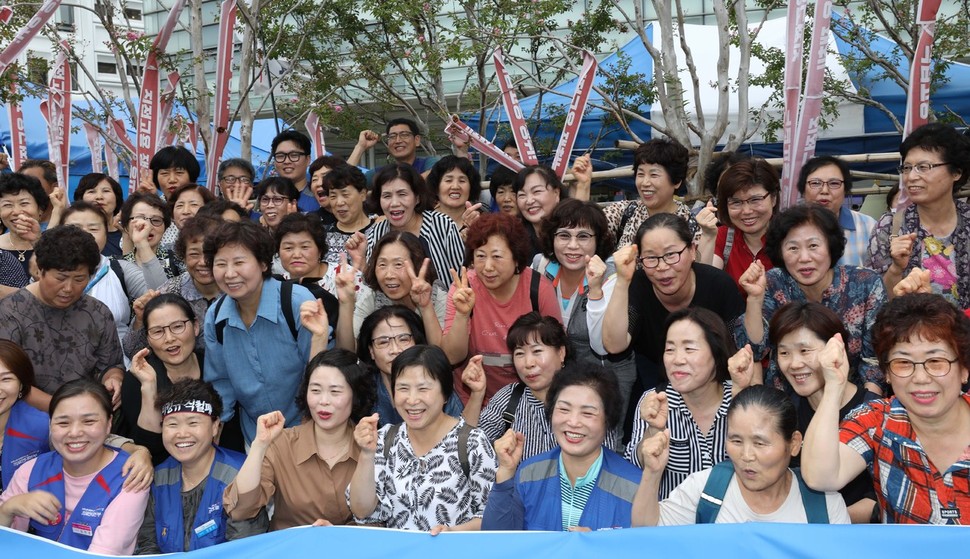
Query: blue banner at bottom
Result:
<box><xmin>1</xmin><ymin>522</ymin><xmax>965</xmax><ymax>557</ymax></box>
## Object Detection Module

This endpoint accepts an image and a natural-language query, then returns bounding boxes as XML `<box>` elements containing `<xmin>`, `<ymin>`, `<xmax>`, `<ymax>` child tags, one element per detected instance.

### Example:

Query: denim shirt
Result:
<box><xmin>204</xmin><ymin>278</ymin><xmax>316</xmax><ymax>444</ymax></box>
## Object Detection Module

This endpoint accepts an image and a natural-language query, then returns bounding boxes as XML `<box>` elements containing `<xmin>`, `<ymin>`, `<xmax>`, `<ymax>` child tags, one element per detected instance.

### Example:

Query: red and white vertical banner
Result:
<box><xmin>780</xmin><ymin>0</ymin><xmax>808</xmax><ymax>208</ymax></box>
<box><xmin>186</xmin><ymin>121</ymin><xmax>198</xmax><ymax>152</ymax></box>
<box><xmin>0</xmin><ymin>0</ymin><xmax>63</xmax><ymax>76</ymax></box>
<box><xmin>82</xmin><ymin>123</ymin><xmax>104</xmax><ymax>174</ymax></box>
<box><xmin>157</xmin><ymin>70</ymin><xmax>181</xmax><ymax>146</ymax></box>
<box><xmin>896</xmin><ymin>0</ymin><xmax>943</xmax><ymax>211</ymax></box>
<box><xmin>785</xmin><ymin>0</ymin><xmax>833</xmax><ymax>210</ymax></box>
<box><xmin>134</xmin><ymin>0</ymin><xmax>186</xmax><ymax>191</ymax></box>
<box><xmin>206</xmin><ymin>0</ymin><xmax>237</xmax><ymax>190</ymax></box>
<box><xmin>493</xmin><ymin>48</ymin><xmax>538</xmax><ymax>165</ymax></box>
<box><xmin>111</xmin><ymin>118</ymin><xmax>136</xmax><ymax>154</ymax></box>
<box><xmin>105</xmin><ymin>144</ymin><xmax>120</xmax><ymax>180</ymax></box>
<box><xmin>0</xmin><ymin>6</ymin><xmax>13</xmax><ymax>23</ymax></box>
<box><xmin>305</xmin><ymin>112</ymin><xmax>325</xmax><ymax>159</ymax></box>
<box><xmin>550</xmin><ymin>51</ymin><xmax>597</xmax><ymax>180</ymax></box>
<box><xmin>38</xmin><ymin>42</ymin><xmax>71</xmax><ymax>188</ymax></box>
<box><xmin>445</xmin><ymin>116</ymin><xmax>524</xmax><ymax>172</ymax></box>
<box><xmin>7</xmin><ymin>79</ymin><xmax>27</xmax><ymax>169</ymax></box>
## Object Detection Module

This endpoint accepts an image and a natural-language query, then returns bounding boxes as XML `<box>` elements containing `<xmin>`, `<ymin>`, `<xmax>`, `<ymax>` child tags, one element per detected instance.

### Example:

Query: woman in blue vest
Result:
<box><xmin>0</xmin><ymin>379</ymin><xmax>149</xmax><ymax>554</ymax></box>
<box><xmin>136</xmin><ymin>379</ymin><xmax>265</xmax><ymax>553</ymax></box>
<box><xmin>482</xmin><ymin>363</ymin><xmax>642</xmax><ymax>531</ymax></box>
<box><xmin>0</xmin><ymin>340</ymin><xmax>49</xmax><ymax>491</ymax></box>
<box><xmin>632</xmin><ymin>385</ymin><xmax>850</xmax><ymax>525</ymax></box>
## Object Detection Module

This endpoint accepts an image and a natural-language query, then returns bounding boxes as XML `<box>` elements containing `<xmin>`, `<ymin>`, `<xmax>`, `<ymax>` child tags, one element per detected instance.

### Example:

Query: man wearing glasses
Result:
<box><xmin>796</xmin><ymin>155</ymin><xmax>877</xmax><ymax>268</ymax></box>
<box><xmin>271</xmin><ymin>130</ymin><xmax>319</xmax><ymax>212</ymax></box>
<box><xmin>348</xmin><ymin>118</ymin><xmax>442</xmax><ymax>183</ymax></box>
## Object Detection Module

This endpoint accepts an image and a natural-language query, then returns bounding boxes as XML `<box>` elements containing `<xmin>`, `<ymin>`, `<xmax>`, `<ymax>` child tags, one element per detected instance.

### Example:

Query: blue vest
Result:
<box><xmin>26</xmin><ymin>449</ymin><xmax>129</xmax><ymax>550</ymax></box>
<box><xmin>2</xmin><ymin>400</ymin><xmax>49</xmax><ymax>491</ymax></box>
<box><xmin>152</xmin><ymin>446</ymin><xmax>245</xmax><ymax>552</ymax></box>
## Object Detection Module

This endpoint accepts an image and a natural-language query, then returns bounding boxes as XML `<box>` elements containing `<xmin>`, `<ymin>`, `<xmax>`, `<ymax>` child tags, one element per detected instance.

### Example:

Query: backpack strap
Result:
<box><xmin>108</xmin><ymin>258</ymin><xmax>131</xmax><ymax>301</ymax></box>
<box><xmin>382</xmin><ymin>423</ymin><xmax>401</xmax><ymax>463</ymax></box>
<box><xmin>213</xmin><ymin>294</ymin><xmax>229</xmax><ymax>345</ymax></box>
<box><xmin>792</xmin><ymin>468</ymin><xmax>829</xmax><ymax>524</ymax></box>
<box><xmin>280</xmin><ymin>280</ymin><xmax>298</xmax><ymax>341</ymax></box>
<box><xmin>696</xmin><ymin>461</ymin><xmax>735</xmax><ymax>524</ymax></box>
<box><xmin>529</xmin><ymin>269</ymin><xmax>541</xmax><ymax>313</ymax></box>
<box><xmin>501</xmin><ymin>383</ymin><xmax>527</xmax><ymax>432</ymax></box>
<box><xmin>457</xmin><ymin>421</ymin><xmax>472</xmax><ymax>480</ymax></box>
<box><xmin>616</xmin><ymin>201</ymin><xmax>638</xmax><ymax>245</ymax></box>
<box><xmin>721</xmin><ymin>227</ymin><xmax>735</xmax><ymax>264</ymax></box>
<box><xmin>890</xmin><ymin>205</ymin><xmax>906</xmax><ymax>237</ymax></box>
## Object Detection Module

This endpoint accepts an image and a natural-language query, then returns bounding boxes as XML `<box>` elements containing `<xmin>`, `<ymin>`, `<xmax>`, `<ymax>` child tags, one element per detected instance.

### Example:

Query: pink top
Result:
<box><xmin>445</xmin><ymin>268</ymin><xmax>562</xmax><ymax>404</ymax></box>
<box><xmin>0</xmin><ymin>451</ymin><xmax>149</xmax><ymax>555</ymax></box>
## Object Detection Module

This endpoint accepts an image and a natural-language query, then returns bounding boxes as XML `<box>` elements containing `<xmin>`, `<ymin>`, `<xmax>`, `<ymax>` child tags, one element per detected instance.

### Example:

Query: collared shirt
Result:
<box><xmin>625</xmin><ymin>382</ymin><xmax>733</xmax><ymax>500</ymax></box>
<box><xmin>203</xmin><ymin>277</ymin><xmax>315</xmax><ymax>444</ymax></box>
<box><xmin>559</xmin><ymin>449</ymin><xmax>604</xmax><ymax>530</ymax></box>
<box><xmin>840</xmin><ymin>395</ymin><xmax>970</xmax><ymax>524</ymax></box>
<box><xmin>223</xmin><ymin>421</ymin><xmax>358</xmax><ymax>529</ymax></box>
<box><xmin>837</xmin><ymin>206</ymin><xmax>876</xmax><ymax>268</ymax></box>
<box><xmin>297</xmin><ymin>186</ymin><xmax>321</xmax><ymax>213</ymax></box>
<box><xmin>714</xmin><ymin>225</ymin><xmax>773</xmax><ymax>296</ymax></box>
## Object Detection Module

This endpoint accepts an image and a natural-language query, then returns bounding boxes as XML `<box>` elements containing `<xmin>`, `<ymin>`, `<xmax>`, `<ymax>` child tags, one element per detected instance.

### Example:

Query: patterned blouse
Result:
<box><xmin>350</xmin><ymin>419</ymin><xmax>497</xmax><ymax>530</ymax></box>
<box><xmin>602</xmin><ymin>199</ymin><xmax>700</xmax><ymax>250</ymax></box>
<box><xmin>868</xmin><ymin>199</ymin><xmax>970</xmax><ymax>310</ymax></box>
<box><xmin>736</xmin><ymin>265</ymin><xmax>888</xmax><ymax>391</ymax></box>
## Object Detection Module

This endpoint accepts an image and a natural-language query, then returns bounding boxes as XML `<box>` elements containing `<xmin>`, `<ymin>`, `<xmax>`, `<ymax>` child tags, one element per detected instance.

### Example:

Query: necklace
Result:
<box><xmin>319</xmin><ymin>437</ymin><xmax>351</xmax><ymax>463</ymax></box>
<box><xmin>15</xmin><ymin>249</ymin><xmax>26</xmax><ymax>262</ymax></box>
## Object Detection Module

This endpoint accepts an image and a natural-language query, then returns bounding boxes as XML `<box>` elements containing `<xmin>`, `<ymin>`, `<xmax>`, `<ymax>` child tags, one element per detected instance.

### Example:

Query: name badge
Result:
<box><xmin>71</xmin><ymin>522</ymin><xmax>93</xmax><ymax>537</ymax></box>
<box><xmin>940</xmin><ymin>508</ymin><xmax>960</xmax><ymax>520</ymax></box>
<box><xmin>194</xmin><ymin>519</ymin><xmax>218</xmax><ymax>537</ymax></box>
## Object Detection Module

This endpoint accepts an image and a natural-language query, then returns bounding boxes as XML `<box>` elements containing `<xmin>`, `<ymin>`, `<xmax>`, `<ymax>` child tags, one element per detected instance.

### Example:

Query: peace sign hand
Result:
<box><xmin>407</xmin><ymin>258</ymin><xmax>433</xmax><ymax>309</ymax></box>
<box><xmin>449</xmin><ymin>267</ymin><xmax>476</xmax><ymax>316</ymax></box>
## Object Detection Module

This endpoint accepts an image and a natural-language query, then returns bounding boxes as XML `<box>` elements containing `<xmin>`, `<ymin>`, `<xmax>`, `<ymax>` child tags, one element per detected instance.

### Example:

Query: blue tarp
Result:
<box><xmin>0</xmin><ymin>522</ymin><xmax>966</xmax><ymax>558</ymax></box>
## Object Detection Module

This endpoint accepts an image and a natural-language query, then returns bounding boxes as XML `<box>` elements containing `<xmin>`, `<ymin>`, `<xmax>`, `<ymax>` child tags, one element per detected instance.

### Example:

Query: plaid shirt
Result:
<box><xmin>840</xmin><ymin>394</ymin><xmax>970</xmax><ymax>524</ymax></box>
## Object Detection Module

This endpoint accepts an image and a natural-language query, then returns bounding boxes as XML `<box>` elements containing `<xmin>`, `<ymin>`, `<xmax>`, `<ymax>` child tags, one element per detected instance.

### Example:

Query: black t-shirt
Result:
<box><xmin>626</xmin><ymin>262</ymin><xmax>745</xmax><ymax>364</ymax></box>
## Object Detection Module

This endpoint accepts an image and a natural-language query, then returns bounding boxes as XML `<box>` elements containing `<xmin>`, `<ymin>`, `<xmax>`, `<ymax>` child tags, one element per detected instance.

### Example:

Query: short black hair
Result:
<box><xmin>0</xmin><ymin>173</ymin><xmax>51</xmax><ymax>212</ymax></box>
<box><xmin>505</xmin><ymin>311</ymin><xmax>574</xmax><ymax>363</ymax></box>
<box><xmin>272</xmin><ymin>129</ymin><xmax>312</xmax><ymax>156</ymax></box>
<box><xmin>168</xmin><ymin>183</ymin><xmax>216</xmax><ymax>213</ymax></box>
<box><xmin>703</xmin><ymin>151</ymin><xmax>749</xmax><ymax>197</ymax></box>
<box><xmin>370</xmin><ymin>163</ymin><xmax>434</xmax><ymax>213</ymax></box>
<box><xmin>511</xmin><ymin>165</ymin><xmax>564</xmax><ymax>196</ymax></box>
<box><xmin>196</xmin><ymin>199</ymin><xmax>249</xmax><ymax>221</ymax></box>
<box><xmin>322</xmin><ymin>164</ymin><xmax>367</xmax><ymax>193</ymax></box>
<box><xmin>275</xmin><ymin>212</ymin><xmax>328</xmax><ymax>256</ymax></box>
<box><xmin>765</xmin><ymin>203</ymin><xmax>845</xmax><ymax>270</ymax></box>
<box><xmin>728</xmin><ymin>385</ymin><xmax>798</xmax><ymax>441</ymax></box>
<box><xmin>635</xmin><ymin>212</ymin><xmax>693</xmax><ymax>249</ymax></box>
<box><xmin>309</xmin><ymin>156</ymin><xmax>347</xmax><ymax>178</ymax></box>
<box><xmin>174</xmin><ymin>215</ymin><xmax>223</xmax><ymax>260</ymax></box>
<box><xmin>203</xmin><ymin>220</ymin><xmax>276</xmax><ymax>279</ymax></box>
<box><xmin>297</xmin><ymin>348</ymin><xmax>377</xmax><ymax>423</ymax></box>
<box><xmin>356</xmin><ymin>305</ymin><xmax>427</xmax><ymax>367</ymax></box>
<box><xmin>544</xmin><ymin>362</ymin><xmax>623</xmax><ymax>431</ymax></box>
<box><xmin>539</xmin><ymin>198</ymin><xmax>614</xmax><ymax>260</ymax></box>
<box><xmin>390</xmin><ymin>345</ymin><xmax>454</xmax><ymax>408</ymax></box>
<box><xmin>18</xmin><ymin>159</ymin><xmax>58</xmax><ymax>187</ymax></box>
<box><xmin>899</xmin><ymin>122</ymin><xmax>970</xmax><ymax>188</ymax></box>
<box><xmin>150</xmin><ymin>146</ymin><xmax>201</xmax><ymax>187</ymax></box>
<box><xmin>633</xmin><ymin>138</ymin><xmax>689</xmax><ymax>188</ymax></box>
<box><xmin>257</xmin><ymin>176</ymin><xmax>300</xmax><ymax>201</ymax></box>
<box><xmin>34</xmin><ymin>225</ymin><xmax>100</xmax><ymax>275</ymax></box>
<box><xmin>121</xmin><ymin>191</ymin><xmax>173</xmax><ymax>229</ymax></box>
<box><xmin>363</xmin><ymin>230</ymin><xmax>437</xmax><ymax>290</ymax></box>
<box><xmin>49</xmin><ymin>378</ymin><xmax>112</xmax><ymax>420</ymax></box>
<box><xmin>488</xmin><ymin>166</ymin><xmax>517</xmax><ymax>201</ymax></box>
<box><xmin>427</xmin><ymin>155</ymin><xmax>482</xmax><ymax>205</ymax></box>
<box><xmin>144</xmin><ymin>292</ymin><xmax>197</xmax><ymax>328</ymax></box>
<box><xmin>664</xmin><ymin>307</ymin><xmax>735</xmax><ymax>384</ymax></box>
<box><xmin>156</xmin><ymin>378</ymin><xmax>224</xmax><ymax>420</ymax></box>
<box><xmin>73</xmin><ymin>173</ymin><xmax>124</xmax><ymax>215</ymax></box>
<box><xmin>385</xmin><ymin>118</ymin><xmax>420</xmax><ymax>136</ymax></box>
<box><xmin>796</xmin><ymin>155</ymin><xmax>854</xmax><ymax>196</ymax></box>
<box><xmin>61</xmin><ymin>201</ymin><xmax>109</xmax><ymax>231</ymax></box>
<box><xmin>218</xmin><ymin>158</ymin><xmax>255</xmax><ymax>180</ymax></box>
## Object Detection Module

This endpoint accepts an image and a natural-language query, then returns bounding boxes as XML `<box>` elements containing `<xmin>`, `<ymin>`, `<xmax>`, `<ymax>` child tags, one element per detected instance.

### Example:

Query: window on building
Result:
<box><xmin>57</xmin><ymin>6</ymin><xmax>75</xmax><ymax>31</ymax></box>
<box><xmin>98</xmin><ymin>60</ymin><xmax>118</xmax><ymax>75</ymax></box>
<box><xmin>125</xmin><ymin>2</ymin><xmax>143</xmax><ymax>21</ymax></box>
<box><xmin>27</xmin><ymin>57</ymin><xmax>48</xmax><ymax>86</ymax></box>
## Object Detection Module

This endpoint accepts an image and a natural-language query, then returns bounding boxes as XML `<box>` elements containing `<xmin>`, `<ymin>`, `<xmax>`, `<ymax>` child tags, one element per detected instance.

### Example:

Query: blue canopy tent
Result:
<box><xmin>465</xmin><ymin>14</ymin><xmax>970</xmax><ymax>185</ymax></box>
<box><xmin>0</xmin><ymin>95</ymin><xmax>287</xmax><ymax>198</ymax></box>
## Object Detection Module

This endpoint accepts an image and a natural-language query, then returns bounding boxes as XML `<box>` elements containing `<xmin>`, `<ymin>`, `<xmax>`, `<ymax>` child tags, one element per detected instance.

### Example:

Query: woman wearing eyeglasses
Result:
<box><xmin>708</xmin><ymin>159</ymin><xmax>779</xmax><ymax>296</ymax></box>
<box><xmin>218</xmin><ymin>158</ymin><xmax>257</xmax><ymax>216</ymax></box>
<box><xmin>869</xmin><ymin>123</ymin><xmax>970</xmax><ymax>310</ymax></box>
<box><xmin>797</xmin><ymin>156</ymin><xmax>876</xmax><ymax>268</ymax></box>
<box><xmin>120</xmin><ymin>192</ymin><xmax>179</xmax><ymax>289</ymax></box>
<box><xmin>592</xmin><ymin>213</ymin><xmax>744</xmax><ymax>395</ymax></box>
<box><xmin>118</xmin><ymin>294</ymin><xmax>206</xmax><ymax>465</ymax></box>
<box><xmin>356</xmin><ymin>305</ymin><xmax>464</xmax><ymax>428</ymax></box>
<box><xmin>801</xmin><ymin>293</ymin><xmax>970</xmax><ymax>524</ymax></box>
<box><xmin>255</xmin><ymin>177</ymin><xmax>300</xmax><ymax>238</ymax></box>
<box><xmin>735</xmin><ymin>204</ymin><xmax>888</xmax><ymax>395</ymax></box>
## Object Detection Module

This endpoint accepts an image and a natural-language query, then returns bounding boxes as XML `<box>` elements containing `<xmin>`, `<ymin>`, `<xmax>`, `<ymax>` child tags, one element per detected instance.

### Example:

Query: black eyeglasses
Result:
<box><xmin>639</xmin><ymin>245</ymin><xmax>690</xmax><ymax>269</ymax></box>
<box><xmin>273</xmin><ymin>152</ymin><xmax>307</xmax><ymax>163</ymax></box>
<box><xmin>131</xmin><ymin>215</ymin><xmax>165</xmax><ymax>227</ymax></box>
<box><xmin>371</xmin><ymin>333</ymin><xmax>413</xmax><ymax>350</ymax></box>
<box><xmin>220</xmin><ymin>175</ymin><xmax>253</xmax><ymax>185</ymax></box>
<box><xmin>805</xmin><ymin>179</ymin><xmax>844</xmax><ymax>191</ymax></box>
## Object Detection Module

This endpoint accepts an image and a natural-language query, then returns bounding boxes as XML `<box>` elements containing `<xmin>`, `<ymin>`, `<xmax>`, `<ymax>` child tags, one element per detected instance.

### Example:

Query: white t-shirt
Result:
<box><xmin>658</xmin><ymin>467</ymin><xmax>851</xmax><ymax>525</ymax></box>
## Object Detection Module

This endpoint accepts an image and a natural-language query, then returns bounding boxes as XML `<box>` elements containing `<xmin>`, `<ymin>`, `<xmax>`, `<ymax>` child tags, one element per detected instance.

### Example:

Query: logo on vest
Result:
<box><xmin>80</xmin><ymin>507</ymin><xmax>105</xmax><ymax>518</ymax></box>
<box><xmin>71</xmin><ymin>522</ymin><xmax>93</xmax><ymax>537</ymax></box>
<box><xmin>207</xmin><ymin>503</ymin><xmax>221</xmax><ymax>514</ymax></box>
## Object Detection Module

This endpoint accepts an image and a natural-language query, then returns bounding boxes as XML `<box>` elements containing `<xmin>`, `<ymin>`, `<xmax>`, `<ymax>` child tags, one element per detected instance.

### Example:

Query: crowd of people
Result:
<box><xmin>0</xmin><ymin>119</ymin><xmax>968</xmax><ymax>555</ymax></box>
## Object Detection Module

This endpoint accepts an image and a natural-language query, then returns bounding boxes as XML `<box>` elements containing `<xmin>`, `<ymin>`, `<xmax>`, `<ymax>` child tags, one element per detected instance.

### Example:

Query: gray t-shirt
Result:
<box><xmin>0</xmin><ymin>289</ymin><xmax>124</xmax><ymax>393</ymax></box>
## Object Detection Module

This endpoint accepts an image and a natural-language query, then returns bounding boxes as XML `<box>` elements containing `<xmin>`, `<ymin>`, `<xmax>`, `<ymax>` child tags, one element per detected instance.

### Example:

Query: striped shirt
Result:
<box><xmin>624</xmin><ymin>381</ymin><xmax>733</xmax><ymax>499</ymax></box>
<box><xmin>840</xmin><ymin>395</ymin><xmax>970</xmax><ymax>524</ymax></box>
<box><xmin>478</xmin><ymin>383</ymin><xmax>619</xmax><ymax>461</ymax></box>
<box><xmin>365</xmin><ymin>210</ymin><xmax>465</xmax><ymax>288</ymax></box>
<box><xmin>559</xmin><ymin>450</ymin><xmax>602</xmax><ymax>530</ymax></box>
<box><xmin>837</xmin><ymin>206</ymin><xmax>876</xmax><ymax>268</ymax></box>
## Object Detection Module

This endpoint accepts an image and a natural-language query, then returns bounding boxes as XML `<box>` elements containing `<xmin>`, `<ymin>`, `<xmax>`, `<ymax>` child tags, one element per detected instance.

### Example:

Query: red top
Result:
<box><xmin>714</xmin><ymin>225</ymin><xmax>773</xmax><ymax>297</ymax></box>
